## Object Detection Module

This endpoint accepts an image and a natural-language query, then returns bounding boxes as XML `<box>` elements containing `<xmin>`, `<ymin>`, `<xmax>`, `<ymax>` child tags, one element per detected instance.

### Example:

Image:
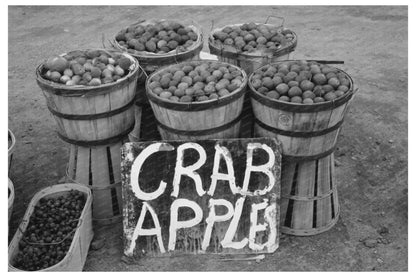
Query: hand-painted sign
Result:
<box><xmin>121</xmin><ymin>138</ymin><xmax>281</xmax><ymax>257</ymax></box>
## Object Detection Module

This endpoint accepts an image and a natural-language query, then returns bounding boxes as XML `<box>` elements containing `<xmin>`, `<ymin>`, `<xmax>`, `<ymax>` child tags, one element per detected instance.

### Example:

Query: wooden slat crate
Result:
<box><xmin>67</xmin><ymin>141</ymin><xmax>125</xmax><ymax>225</ymax></box>
<box><xmin>280</xmin><ymin>153</ymin><xmax>339</xmax><ymax>235</ymax></box>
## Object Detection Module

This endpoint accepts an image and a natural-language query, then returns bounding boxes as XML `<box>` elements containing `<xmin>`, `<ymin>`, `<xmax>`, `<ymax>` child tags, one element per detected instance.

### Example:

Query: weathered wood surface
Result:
<box><xmin>121</xmin><ymin>138</ymin><xmax>282</xmax><ymax>258</ymax></box>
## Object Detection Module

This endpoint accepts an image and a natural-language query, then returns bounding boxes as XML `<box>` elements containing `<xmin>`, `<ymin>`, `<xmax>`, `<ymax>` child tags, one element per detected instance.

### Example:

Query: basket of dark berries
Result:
<box><xmin>8</xmin><ymin>183</ymin><xmax>93</xmax><ymax>271</ymax></box>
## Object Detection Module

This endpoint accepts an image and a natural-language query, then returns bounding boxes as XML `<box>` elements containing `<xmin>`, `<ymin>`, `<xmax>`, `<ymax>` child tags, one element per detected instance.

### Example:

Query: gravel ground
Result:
<box><xmin>8</xmin><ymin>5</ymin><xmax>407</xmax><ymax>271</ymax></box>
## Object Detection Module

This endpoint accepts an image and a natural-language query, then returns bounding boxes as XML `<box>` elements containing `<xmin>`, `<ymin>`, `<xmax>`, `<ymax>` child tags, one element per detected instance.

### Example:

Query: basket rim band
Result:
<box><xmin>156</xmin><ymin>112</ymin><xmax>243</xmax><ymax>136</ymax></box>
<box><xmin>145</xmin><ymin>59</ymin><xmax>248</xmax><ymax>111</ymax></box>
<box><xmin>113</xmin><ymin>20</ymin><xmax>204</xmax><ymax>65</ymax></box>
<box><xmin>248</xmin><ymin>65</ymin><xmax>355</xmax><ymax>113</ymax></box>
<box><xmin>207</xmin><ymin>24</ymin><xmax>297</xmax><ymax>59</ymax></box>
<box><xmin>57</xmin><ymin>124</ymin><xmax>134</xmax><ymax>147</ymax></box>
<box><xmin>250</xmin><ymin>87</ymin><xmax>354</xmax><ymax>113</ymax></box>
<box><xmin>281</xmin><ymin>188</ymin><xmax>336</xmax><ymax>201</ymax></box>
<box><xmin>137</xmin><ymin>43</ymin><xmax>204</xmax><ymax>66</ymax></box>
<box><xmin>254</xmin><ymin>117</ymin><xmax>344</xmax><ymax>138</ymax></box>
<box><xmin>35</xmin><ymin>49</ymin><xmax>140</xmax><ymax>97</ymax></box>
<box><xmin>47</xmin><ymin>97</ymin><xmax>135</xmax><ymax>120</ymax></box>
<box><xmin>280</xmin><ymin>208</ymin><xmax>340</xmax><ymax>236</ymax></box>
<box><xmin>282</xmin><ymin>146</ymin><xmax>336</xmax><ymax>162</ymax></box>
<box><xmin>208</xmin><ymin>39</ymin><xmax>297</xmax><ymax>60</ymax></box>
<box><xmin>147</xmin><ymin>87</ymin><xmax>246</xmax><ymax>111</ymax></box>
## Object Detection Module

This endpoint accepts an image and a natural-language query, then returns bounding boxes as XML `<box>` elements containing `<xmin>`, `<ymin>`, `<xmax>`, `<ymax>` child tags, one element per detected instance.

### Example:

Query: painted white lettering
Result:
<box><xmin>248</xmin><ymin>200</ymin><xmax>268</xmax><ymax>251</ymax></box>
<box><xmin>220</xmin><ymin>197</ymin><xmax>248</xmax><ymax>249</ymax></box>
<box><xmin>168</xmin><ymin>199</ymin><xmax>203</xmax><ymax>251</ymax></box>
<box><xmin>126</xmin><ymin>202</ymin><xmax>165</xmax><ymax>256</ymax></box>
<box><xmin>241</xmin><ymin>143</ymin><xmax>276</xmax><ymax>196</ymax></box>
<box><xmin>201</xmin><ymin>198</ymin><xmax>234</xmax><ymax>251</ymax></box>
<box><xmin>130</xmin><ymin>143</ymin><xmax>174</xmax><ymax>201</ymax></box>
<box><xmin>264</xmin><ymin>202</ymin><xmax>279</xmax><ymax>252</ymax></box>
<box><xmin>171</xmin><ymin>143</ymin><xmax>207</xmax><ymax>198</ymax></box>
<box><xmin>208</xmin><ymin>144</ymin><xmax>239</xmax><ymax>196</ymax></box>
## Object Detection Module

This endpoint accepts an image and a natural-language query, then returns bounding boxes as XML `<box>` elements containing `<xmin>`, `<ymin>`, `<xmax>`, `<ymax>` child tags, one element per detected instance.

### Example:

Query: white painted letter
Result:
<box><xmin>130</xmin><ymin>142</ymin><xmax>174</xmax><ymax>201</ymax></box>
<box><xmin>201</xmin><ymin>198</ymin><xmax>234</xmax><ymax>251</ymax></box>
<box><xmin>171</xmin><ymin>143</ymin><xmax>207</xmax><ymax>198</ymax></box>
<box><xmin>248</xmin><ymin>199</ymin><xmax>268</xmax><ymax>251</ymax></box>
<box><xmin>208</xmin><ymin>144</ymin><xmax>239</xmax><ymax>196</ymax></box>
<box><xmin>168</xmin><ymin>199</ymin><xmax>203</xmax><ymax>251</ymax></box>
<box><xmin>126</xmin><ymin>202</ymin><xmax>165</xmax><ymax>255</ymax></box>
<box><xmin>264</xmin><ymin>202</ymin><xmax>279</xmax><ymax>253</ymax></box>
<box><xmin>241</xmin><ymin>143</ymin><xmax>276</xmax><ymax>196</ymax></box>
<box><xmin>221</xmin><ymin>197</ymin><xmax>248</xmax><ymax>249</ymax></box>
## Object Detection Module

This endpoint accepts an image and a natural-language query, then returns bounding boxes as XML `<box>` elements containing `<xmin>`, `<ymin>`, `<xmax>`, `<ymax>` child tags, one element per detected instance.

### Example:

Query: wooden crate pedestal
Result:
<box><xmin>67</xmin><ymin>140</ymin><xmax>126</xmax><ymax>225</ymax></box>
<box><xmin>280</xmin><ymin>153</ymin><xmax>339</xmax><ymax>235</ymax></box>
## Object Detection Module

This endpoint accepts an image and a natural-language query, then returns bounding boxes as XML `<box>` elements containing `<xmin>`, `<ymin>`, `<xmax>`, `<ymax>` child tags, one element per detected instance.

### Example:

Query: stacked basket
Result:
<box><xmin>208</xmin><ymin>18</ymin><xmax>297</xmax><ymax>138</ymax></box>
<box><xmin>248</xmin><ymin>60</ymin><xmax>356</xmax><ymax>235</ymax></box>
<box><xmin>36</xmin><ymin>49</ymin><xmax>140</xmax><ymax>225</ymax></box>
<box><xmin>112</xmin><ymin>19</ymin><xmax>204</xmax><ymax>141</ymax></box>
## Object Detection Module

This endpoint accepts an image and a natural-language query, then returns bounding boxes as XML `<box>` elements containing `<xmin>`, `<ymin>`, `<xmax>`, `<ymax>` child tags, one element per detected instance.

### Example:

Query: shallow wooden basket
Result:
<box><xmin>113</xmin><ymin>19</ymin><xmax>204</xmax><ymax>141</ymax></box>
<box><xmin>8</xmin><ymin>129</ymin><xmax>16</xmax><ymax>173</ymax></box>
<box><xmin>67</xmin><ymin>140</ymin><xmax>126</xmax><ymax>225</ymax></box>
<box><xmin>36</xmin><ymin>49</ymin><xmax>139</xmax><ymax>145</ymax></box>
<box><xmin>208</xmin><ymin>22</ymin><xmax>297</xmax><ymax>76</ymax></box>
<box><xmin>248</xmin><ymin>61</ymin><xmax>356</xmax><ymax>235</ymax></box>
<box><xmin>8</xmin><ymin>183</ymin><xmax>93</xmax><ymax>271</ymax></box>
<box><xmin>146</xmin><ymin>60</ymin><xmax>248</xmax><ymax>140</ymax></box>
<box><xmin>8</xmin><ymin>178</ymin><xmax>15</xmax><ymax>222</ymax></box>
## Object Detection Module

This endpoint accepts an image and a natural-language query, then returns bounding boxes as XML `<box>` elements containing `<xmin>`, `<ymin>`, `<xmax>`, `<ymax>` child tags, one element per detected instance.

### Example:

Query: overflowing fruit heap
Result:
<box><xmin>12</xmin><ymin>190</ymin><xmax>86</xmax><ymax>271</ymax></box>
<box><xmin>148</xmin><ymin>62</ymin><xmax>245</xmax><ymax>103</ymax></box>
<box><xmin>250</xmin><ymin>61</ymin><xmax>351</xmax><ymax>104</ymax></box>
<box><xmin>115</xmin><ymin>20</ymin><xmax>199</xmax><ymax>54</ymax></box>
<box><xmin>211</xmin><ymin>22</ymin><xmax>294</xmax><ymax>54</ymax></box>
<box><xmin>42</xmin><ymin>50</ymin><xmax>133</xmax><ymax>86</ymax></box>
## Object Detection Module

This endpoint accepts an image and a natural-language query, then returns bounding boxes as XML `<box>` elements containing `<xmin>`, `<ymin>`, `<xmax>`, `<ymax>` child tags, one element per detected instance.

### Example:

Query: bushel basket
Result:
<box><xmin>146</xmin><ymin>60</ymin><xmax>248</xmax><ymax>140</ymax></box>
<box><xmin>249</xmin><ymin>60</ymin><xmax>356</xmax><ymax>235</ymax></box>
<box><xmin>208</xmin><ymin>18</ymin><xmax>297</xmax><ymax>75</ymax></box>
<box><xmin>36</xmin><ymin>49</ymin><xmax>139</xmax><ymax>146</ymax></box>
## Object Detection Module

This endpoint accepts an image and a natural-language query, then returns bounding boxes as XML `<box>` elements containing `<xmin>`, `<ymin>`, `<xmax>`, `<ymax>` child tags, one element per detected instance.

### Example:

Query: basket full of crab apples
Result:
<box><xmin>146</xmin><ymin>60</ymin><xmax>248</xmax><ymax>140</ymax></box>
<box><xmin>249</xmin><ymin>60</ymin><xmax>356</xmax><ymax>157</ymax></box>
<box><xmin>248</xmin><ymin>60</ymin><xmax>356</xmax><ymax>235</ymax></box>
<box><xmin>36</xmin><ymin>49</ymin><xmax>140</xmax><ymax>144</ymax></box>
<box><xmin>209</xmin><ymin>19</ymin><xmax>297</xmax><ymax>75</ymax></box>
<box><xmin>114</xmin><ymin>19</ymin><xmax>203</xmax><ymax>75</ymax></box>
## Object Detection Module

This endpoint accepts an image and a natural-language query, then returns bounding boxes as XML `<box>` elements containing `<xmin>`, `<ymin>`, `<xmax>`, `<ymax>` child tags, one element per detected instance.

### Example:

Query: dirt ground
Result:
<box><xmin>8</xmin><ymin>6</ymin><xmax>407</xmax><ymax>271</ymax></box>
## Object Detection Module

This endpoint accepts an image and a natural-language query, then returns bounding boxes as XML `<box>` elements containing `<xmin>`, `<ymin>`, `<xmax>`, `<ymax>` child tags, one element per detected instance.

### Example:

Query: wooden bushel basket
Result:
<box><xmin>8</xmin><ymin>129</ymin><xmax>16</xmax><ymax>174</ymax></box>
<box><xmin>112</xmin><ymin>19</ymin><xmax>204</xmax><ymax>140</ymax></box>
<box><xmin>112</xmin><ymin>19</ymin><xmax>204</xmax><ymax>85</ymax></box>
<box><xmin>208</xmin><ymin>18</ymin><xmax>297</xmax><ymax>141</ymax></box>
<box><xmin>67</xmin><ymin>140</ymin><xmax>126</xmax><ymax>225</ymax></box>
<box><xmin>36</xmin><ymin>49</ymin><xmax>139</xmax><ymax>144</ymax></box>
<box><xmin>8</xmin><ymin>178</ymin><xmax>15</xmax><ymax>222</ymax></box>
<box><xmin>249</xmin><ymin>61</ymin><xmax>356</xmax><ymax>235</ymax></box>
<box><xmin>8</xmin><ymin>183</ymin><xmax>93</xmax><ymax>271</ymax></box>
<box><xmin>146</xmin><ymin>60</ymin><xmax>248</xmax><ymax>140</ymax></box>
<box><xmin>208</xmin><ymin>17</ymin><xmax>297</xmax><ymax>76</ymax></box>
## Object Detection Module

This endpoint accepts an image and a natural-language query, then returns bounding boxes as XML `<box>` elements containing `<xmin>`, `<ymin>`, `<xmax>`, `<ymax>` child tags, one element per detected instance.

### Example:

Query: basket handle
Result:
<box><xmin>306</xmin><ymin>60</ymin><xmax>345</xmax><ymax>64</ymax></box>
<box><xmin>264</xmin><ymin>15</ymin><xmax>285</xmax><ymax>28</ymax></box>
